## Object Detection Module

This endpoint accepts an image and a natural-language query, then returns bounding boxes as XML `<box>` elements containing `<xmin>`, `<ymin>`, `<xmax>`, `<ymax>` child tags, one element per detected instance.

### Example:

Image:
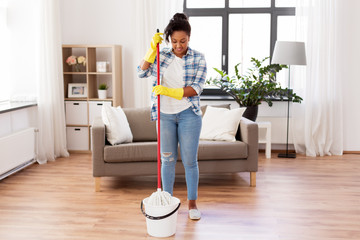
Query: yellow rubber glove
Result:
<box><xmin>143</xmin><ymin>32</ymin><xmax>163</xmax><ymax>63</ymax></box>
<box><xmin>152</xmin><ymin>85</ymin><xmax>184</xmax><ymax>100</ymax></box>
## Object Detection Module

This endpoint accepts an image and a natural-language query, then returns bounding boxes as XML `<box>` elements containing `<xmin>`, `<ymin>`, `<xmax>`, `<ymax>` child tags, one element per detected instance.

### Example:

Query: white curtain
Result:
<box><xmin>292</xmin><ymin>0</ymin><xmax>343</xmax><ymax>156</ymax></box>
<box><xmin>36</xmin><ymin>0</ymin><xmax>69</xmax><ymax>163</ymax></box>
<box><xmin>133</xmin><ymin>0</ymin><xmax>183</xmax><ymax>108</ymax></box>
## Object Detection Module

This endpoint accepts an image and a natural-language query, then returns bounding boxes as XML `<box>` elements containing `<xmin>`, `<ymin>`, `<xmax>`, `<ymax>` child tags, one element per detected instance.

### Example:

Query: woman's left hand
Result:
<box><xmin>152</xmin><ymin>85</ymin><xmax>184</xmax><ymax>100</ymax></box>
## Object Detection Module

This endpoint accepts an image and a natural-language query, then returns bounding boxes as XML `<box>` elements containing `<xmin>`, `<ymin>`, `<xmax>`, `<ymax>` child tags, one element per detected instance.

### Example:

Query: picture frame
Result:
<box><xmin>68</xmin><ymin>83</ymin><xmax>87</xmax><ymax>98</ymax></box>
<box><xmin>96</xmin><ymin>61</ymin><xmax>109</xmax><ymax>72</ymax></box>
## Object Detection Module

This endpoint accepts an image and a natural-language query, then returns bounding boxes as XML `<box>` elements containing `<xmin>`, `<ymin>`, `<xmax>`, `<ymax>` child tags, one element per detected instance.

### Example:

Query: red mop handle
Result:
<box><xmin>156</xmin><ymin>29</ymin><xmax>161</xmax><ymax>189</ymax></box>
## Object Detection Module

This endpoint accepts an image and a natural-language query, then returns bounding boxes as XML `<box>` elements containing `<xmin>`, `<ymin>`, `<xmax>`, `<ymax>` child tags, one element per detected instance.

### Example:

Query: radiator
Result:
<box><xmin>0</xmin><ymin>128</ymin><xmax>38</xmax><ymax>180</ymax></box>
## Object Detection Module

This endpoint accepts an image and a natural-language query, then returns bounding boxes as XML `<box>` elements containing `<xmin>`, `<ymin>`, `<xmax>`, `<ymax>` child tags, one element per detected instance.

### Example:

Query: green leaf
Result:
<box><xmin>205</xmin><ymin>56</ymin><xmax>303</xmax><ymax>107</ymax></box>
<box><xmin>213</xmin><ymin>67</ymin><xmax>225</xmax><ymax>77</ymax></box>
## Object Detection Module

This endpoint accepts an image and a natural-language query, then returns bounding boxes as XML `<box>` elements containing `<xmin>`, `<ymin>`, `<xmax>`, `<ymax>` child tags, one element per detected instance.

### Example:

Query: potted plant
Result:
<box><xmin>98</xmin><ymin>83</ymin><xmax>108</xmax><ymax>99</ymax></box>
<box><xmin>206</xmin><ymin>57</ymin><xmax>303</xmax><ymax>121</ymax></box>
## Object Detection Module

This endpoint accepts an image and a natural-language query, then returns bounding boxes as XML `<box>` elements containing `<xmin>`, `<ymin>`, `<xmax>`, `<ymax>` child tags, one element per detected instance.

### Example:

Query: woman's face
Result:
<box><xmin>171</xmin><ymin>31</ymin><xmax>189</xmax><ymax>58</ymax></box>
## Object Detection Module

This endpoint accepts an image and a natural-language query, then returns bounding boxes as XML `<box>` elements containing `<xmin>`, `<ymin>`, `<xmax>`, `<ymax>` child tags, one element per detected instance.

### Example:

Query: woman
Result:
<box><xmin>137</xmin><ymin>13</ymin><xmax>207</xmax><ymax>220</ymax></box>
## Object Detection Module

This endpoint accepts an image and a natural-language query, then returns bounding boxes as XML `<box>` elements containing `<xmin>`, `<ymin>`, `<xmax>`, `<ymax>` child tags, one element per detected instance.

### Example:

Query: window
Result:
<box><xmin>228</xmin><ymin>13</ymin><xmax>270</xmax><ymax>77</ymax></box>
<box><xmin>0</xmin><ymin>0</ymin><xmax>39</xmax><ymax>102</ymax></box>
<box><xmin>184</xmin><ymin>0</ymin><xmax>295</xmax><ymax>95</ymax></box>
<box><xmin>189</xmin><ymin>16</ymin><xmax>222</xmax><ymax>79</ymax></box>
<box><xmin>0</xmin><ymin>0</ymin><xmax>10</xmax><ymax>102</ymax></box>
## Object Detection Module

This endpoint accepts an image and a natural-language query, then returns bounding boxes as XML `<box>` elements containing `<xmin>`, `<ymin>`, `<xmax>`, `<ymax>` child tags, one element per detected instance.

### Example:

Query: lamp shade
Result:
<box><xmin>272</xmin><ymin>41</ymin><xmax>307</xmax><ymax>65</ymax></box>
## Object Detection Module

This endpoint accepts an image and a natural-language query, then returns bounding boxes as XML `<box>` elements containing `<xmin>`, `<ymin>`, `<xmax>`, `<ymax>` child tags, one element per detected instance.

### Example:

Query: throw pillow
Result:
<box><xmin>200</xmin><ymin>106</ymin><xmax>246</xmax><ymax>142</ymax></box>
<box><xmin>201</xmin><ymin>103</ymin><xmax>231</xmax><ymax>116</ymax></box>
<box><xmin>102</xmin><ymin>105</ymin><xmax>133</xmax><ymax>145</ymax></box>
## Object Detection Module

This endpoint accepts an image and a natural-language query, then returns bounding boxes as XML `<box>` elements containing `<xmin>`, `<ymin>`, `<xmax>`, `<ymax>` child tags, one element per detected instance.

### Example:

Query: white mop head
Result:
<box><xmin>147</xmin><ymin>188</ymin><xmax>172</xmax><ymax>206</ymax></box>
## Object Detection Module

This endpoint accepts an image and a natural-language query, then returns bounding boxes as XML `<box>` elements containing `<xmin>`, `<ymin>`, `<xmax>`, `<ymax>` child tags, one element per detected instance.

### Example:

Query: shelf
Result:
<box><xmin>88</xmin><ymin>98</ymin><xmax>113</xmax><ymax>101</ymax></box>
<box><xmin>88</xmin><ymin>72</ymin><xmax>112</xmax><ymax>75</ymax></box>
<box><xmin>63</xmin><ymin>44</ymin><xmax>117</xmax><ymax>48</ymax></box>
<box><xmin>64</xmin><ymin>72</ymin><xmax>87</xmax><ymax>75</ymax></box>
<box><xmin>63</xmin><ymin>72</ymin><xmax>112</xmax><ymax>75</ymax></box>
<box><xmin>65</xmin><ymin>98</ymin><xmax>87</xmax><ymax>101</ymax></box>
<box><xmin>62</xmin><ymin>44</ymin><xmax>122</xmax><ymax>151</ymax></box>
<box><xmin>66</xmin><ymin>124</ymin><xmax>89</xmax><ymax>127</ymax></box>
<box><xmin>64</xmin><ymin>98</ymin><xmax>113</xmax><ymax>101</ymax></box>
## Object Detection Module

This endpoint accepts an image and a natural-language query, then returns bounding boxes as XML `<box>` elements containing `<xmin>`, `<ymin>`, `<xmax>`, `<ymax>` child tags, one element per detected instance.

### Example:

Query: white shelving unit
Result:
<box><xmin>62</xmin><ymin>45</ymin><xmax>122</xmax><ymax>152</ymax></box>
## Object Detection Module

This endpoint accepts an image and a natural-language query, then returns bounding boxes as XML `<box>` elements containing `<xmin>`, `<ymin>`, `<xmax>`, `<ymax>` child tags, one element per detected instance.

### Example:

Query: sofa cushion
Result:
<box><xmin>104</xmin><ymin>142</ymin><xmax>158</xmax><ymax>163</ymax></box>
<box><xmin>121</xmin><ymin>105</ymin><xmax>231</xmax><ymax>142</ymax></box>
<box><xmin>198</xmin><ymin>140</ymin><xmax>248</xmax><ymax>160</ymax></box>
<box><xmin>104</xmin><ymin>140</ymin><xmax>247</xmax><ymax>163</ymax></box>
<box><xmin>200</xmin><ymin>106</ymin><xmax>246</xmax><ymax>142</ymax></box>
<box><xmin>201</xmin><ymin>103</ymin><xmax>231</xmax><ymax>116</ymax></box>
<box><xmin>123</xmin><ymin>107</ymin><xmax>157</xmax><ymax>142</ymax></box>
<box><xmin>102</xmin><ymin>105</ymin><xmax>133</xmax><ymax>145</ymax></box>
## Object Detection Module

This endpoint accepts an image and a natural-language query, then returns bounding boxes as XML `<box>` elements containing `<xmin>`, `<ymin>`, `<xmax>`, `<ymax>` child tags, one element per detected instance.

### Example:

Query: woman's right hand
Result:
<box><xmin>143</xmin><ymin>32</ymin><xmax>163</xmax><ymax>64</ymax></box>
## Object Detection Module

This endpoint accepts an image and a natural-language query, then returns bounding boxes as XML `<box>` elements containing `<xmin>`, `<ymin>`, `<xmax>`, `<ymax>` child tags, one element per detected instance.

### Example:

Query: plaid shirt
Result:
<box><xmin>137</xmin><ymin>47</ymin><xmax>207</xmax><ymax>121</ymax></box>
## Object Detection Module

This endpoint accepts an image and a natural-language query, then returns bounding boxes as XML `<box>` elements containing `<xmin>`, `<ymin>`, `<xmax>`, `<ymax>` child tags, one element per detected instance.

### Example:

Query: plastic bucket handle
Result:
<box><xmin>141</xmin><ymin>201</ymin><xmax>181</xmax><ymax>220</ymax></box>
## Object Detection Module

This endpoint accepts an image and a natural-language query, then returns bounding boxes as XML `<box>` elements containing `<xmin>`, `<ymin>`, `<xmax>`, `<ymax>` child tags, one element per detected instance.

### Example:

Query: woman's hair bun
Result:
<box><xmin>172</xmin><ymin>13</ymin><xmax>188</xmax><ymax>22</ymax></box>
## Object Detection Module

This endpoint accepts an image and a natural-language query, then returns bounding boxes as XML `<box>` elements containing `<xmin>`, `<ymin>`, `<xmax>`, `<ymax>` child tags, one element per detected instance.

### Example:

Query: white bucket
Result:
<box><xmin>141</xmin><ymin>196</ymin><xmax>181</xmax><ymax>238</ymax></box>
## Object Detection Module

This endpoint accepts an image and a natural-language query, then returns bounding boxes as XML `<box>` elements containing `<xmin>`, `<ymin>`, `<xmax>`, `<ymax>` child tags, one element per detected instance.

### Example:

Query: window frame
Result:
<box><xmin>183</xmin><ymin>0</ymin><xmax>295</xmax><ymax>97</ymax></box>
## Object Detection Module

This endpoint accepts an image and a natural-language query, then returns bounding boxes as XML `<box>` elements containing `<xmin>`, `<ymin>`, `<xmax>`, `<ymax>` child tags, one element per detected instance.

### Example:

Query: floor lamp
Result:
<box><xmin>271</xmin><ymin>41</ymin><xmax>307</xmax><ymax>158</ymax></box>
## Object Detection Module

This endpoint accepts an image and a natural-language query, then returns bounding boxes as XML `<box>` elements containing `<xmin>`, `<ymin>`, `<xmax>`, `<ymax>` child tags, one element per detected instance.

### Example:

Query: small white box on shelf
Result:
<box><xmin>65</xmin><ymin>101</ymin><xmax>88</xmax><ymax>125</ymax></box>
<box><xmin>89</xmin><ymin>101</ymin><xmax>112</xmax><ymax>125</ymax></box>
<box><xmin>96</xmin><ymin>61</ymin><xmax>109</xmax><ymax>72</ymax></box>
<box><xmin>66</xmin><ymin>127</ymin><xmax>89</xmax><ymax>150</ymax></box>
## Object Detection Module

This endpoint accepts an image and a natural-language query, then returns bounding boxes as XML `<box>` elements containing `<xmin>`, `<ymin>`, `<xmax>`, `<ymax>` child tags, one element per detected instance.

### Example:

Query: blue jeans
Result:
<box><xmin>159</xmin><ymin>107</ymin><xmax>202</xmax><ymax>200</ymax></box>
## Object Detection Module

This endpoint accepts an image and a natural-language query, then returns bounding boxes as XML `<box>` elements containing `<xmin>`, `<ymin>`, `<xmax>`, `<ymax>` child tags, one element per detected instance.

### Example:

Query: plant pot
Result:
<box><xmin>236</xmin><ymin>105</ymin><xmax>259</xmax><ymax>141</ymax></box>
<box><xmin>98</xmin><ymin>90</ymin><xmax>107</xmax><ymax>99</ymax></box>
<box><xmin>242</xmin><ymin>105</ymin><xmax>258</xmax><ymax>122</ymax></box>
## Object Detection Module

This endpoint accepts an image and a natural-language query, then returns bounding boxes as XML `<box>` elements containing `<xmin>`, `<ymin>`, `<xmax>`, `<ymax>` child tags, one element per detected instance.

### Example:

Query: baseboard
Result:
<box><xmin>343</xmin><ymin>151</ymin><xmax>360</xmax><ymax>154</ymax></box>
<box><xmin>68</xmin><ymin>150</ymin><xmax>92</xmax><ymax>154</ymax></box>
<box><xmin>259</xmin><ymin>150</ymin><xmax>360</xmax><ymax>155</ymax></box>
<box><xmin>259</xmin><ymin>149</ymin><xmax>296</xmax><ymax>154</ymax></box>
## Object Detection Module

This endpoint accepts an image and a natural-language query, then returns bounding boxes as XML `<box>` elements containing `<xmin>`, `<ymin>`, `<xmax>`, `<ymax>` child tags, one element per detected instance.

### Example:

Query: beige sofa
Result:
<box><xmin>91</xmin><ymin>105</ymin><xmax>258</xmax><ymax>191</ymax></box>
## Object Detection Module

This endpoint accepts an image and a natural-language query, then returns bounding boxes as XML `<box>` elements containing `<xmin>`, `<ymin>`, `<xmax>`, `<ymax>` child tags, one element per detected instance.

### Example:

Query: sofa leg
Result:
<box><xmin>250</xmin><ymin>172</ymin><xmax>256</xmax><ymax>187</ymax></box>
<box><xmin>95</xmin><ymin>177</ymin><xmax>101</xmax><ymax>192</ymax></box>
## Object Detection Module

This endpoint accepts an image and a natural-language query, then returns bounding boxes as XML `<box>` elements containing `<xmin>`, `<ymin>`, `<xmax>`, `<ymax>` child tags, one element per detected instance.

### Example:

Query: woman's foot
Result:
<box><xmin>188</xmin><ymin>200</ymin><xmax>201</xmax><ymax>220</ymax></box>
<box><xmin>189</xmin><ymin>209</ymin><xmax>201</xmax><ymax>220</ymax></box>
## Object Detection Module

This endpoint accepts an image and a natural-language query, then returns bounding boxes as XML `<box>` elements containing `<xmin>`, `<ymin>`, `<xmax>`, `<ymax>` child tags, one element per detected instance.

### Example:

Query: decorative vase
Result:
<box><xmin>74</xmin><ymin>64</ymin><xmax>81</xmax><ymax>72</ymax></box>
<box><xmin>98</xmin><ymin>90</ymin><xmax>107</xmax><ymax>99</ymax></box>
<box><xmin>242</xmin><ymin>105</ymin><xmax>258</xmax><ymax>122</ymax></box>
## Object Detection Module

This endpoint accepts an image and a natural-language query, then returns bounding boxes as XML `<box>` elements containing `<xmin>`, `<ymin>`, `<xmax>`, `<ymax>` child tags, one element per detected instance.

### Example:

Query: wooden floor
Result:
<box><xmin>1</xmin><ymin>153</ymin><xmax>360</xmax><ymax>240</ymax></box>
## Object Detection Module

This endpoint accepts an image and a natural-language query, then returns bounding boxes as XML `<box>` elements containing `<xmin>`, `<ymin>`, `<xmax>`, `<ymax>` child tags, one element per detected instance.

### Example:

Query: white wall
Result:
<box><xmin>60</xmin><ymin>0</ymin><xmax>137</xmax><ymax>108</ymax></box>
<box><xmin>60</xmin><ymin>0</ymin><xmax>360</xmax><ymax>151</ymax></box>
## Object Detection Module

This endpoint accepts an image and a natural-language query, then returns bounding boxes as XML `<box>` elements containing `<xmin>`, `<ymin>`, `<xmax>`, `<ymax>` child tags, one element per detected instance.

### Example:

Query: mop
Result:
<box><xmin>147</xmin><ymin>29</ymin><xmax>173</xmax><ymax>207</ymax></box>
<box><xmin>141</xmin><ymin>30</ymin><xmax>181</xmax><ymax>238</ymax></box>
